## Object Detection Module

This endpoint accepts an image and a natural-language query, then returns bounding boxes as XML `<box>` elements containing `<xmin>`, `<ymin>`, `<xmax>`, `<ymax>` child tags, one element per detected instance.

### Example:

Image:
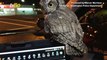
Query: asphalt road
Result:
<box><xmin>0</xmin><ymin>15</ymin><xmax>36</xmax><ymax>31</ymax></box>
<box><xmin>0</xmin><ymin>15</ymin><xmax>44</xmax><ymax>44</ymax></box>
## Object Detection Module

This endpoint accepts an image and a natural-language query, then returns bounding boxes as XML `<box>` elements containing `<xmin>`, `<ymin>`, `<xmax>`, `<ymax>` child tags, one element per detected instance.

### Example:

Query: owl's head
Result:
<box><xmin>40</xmin><ymin>0</ymin><xmax>65</xmax><ymax>13</ymax></box>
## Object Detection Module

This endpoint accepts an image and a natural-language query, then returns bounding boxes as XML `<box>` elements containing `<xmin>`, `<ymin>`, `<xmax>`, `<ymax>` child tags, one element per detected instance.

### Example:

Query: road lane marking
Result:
<box><xmin>0</xmin><ymin>21</ymin><xmax>34</xmax><ymax>31</ymax></box>
<box><xmin>8</xmin><ymin>26</ymin><xmax>34</xmax><ymax>30</ymax></box>
<box><xmin>0</xmin><ymin>21</ymin><xmax>34</xmax><ymax>27</ymax></box>
<box><xmin>0</xmin><ymin>18</ymin><xmax>36</xmax><ymax>24</ymax></box>
<box><xmin>7</xmin><ymin>26</ymin><xmax>34</xmax><ymax>31</ymax></box>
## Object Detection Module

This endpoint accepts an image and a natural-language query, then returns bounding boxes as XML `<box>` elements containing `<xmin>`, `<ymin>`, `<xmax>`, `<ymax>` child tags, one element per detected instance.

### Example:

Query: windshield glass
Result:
<box><xmin>0</xmin><ymin>0</ymin><xmax>45</xmax><ymax>43</ymax></box>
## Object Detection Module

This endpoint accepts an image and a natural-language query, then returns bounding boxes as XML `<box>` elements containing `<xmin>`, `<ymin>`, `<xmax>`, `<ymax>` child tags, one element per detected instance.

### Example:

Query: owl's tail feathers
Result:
<box><xmin>65</xmin><ymin>44</ymin><xmax>88</xmax><ymax>56</ymax></box>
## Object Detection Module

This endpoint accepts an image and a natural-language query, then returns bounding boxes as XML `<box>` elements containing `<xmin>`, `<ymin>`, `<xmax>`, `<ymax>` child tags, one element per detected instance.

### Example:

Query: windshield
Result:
<box><xmin>0</xmin><ymin>0</ymin><xmax>45</xmax><ymax>43</ymax></box>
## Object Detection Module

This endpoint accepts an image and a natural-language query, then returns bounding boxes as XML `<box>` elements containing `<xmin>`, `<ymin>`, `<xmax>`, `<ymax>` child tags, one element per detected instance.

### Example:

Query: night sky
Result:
<box><xmin>0</xmin><ymin>0</ymin><xmax>40</xmax><ymax>5</ymax></box>
<box><xmin>0</xmin><ymin>0</ymin><xmax>69</xmax><ymax>4</ymax></box>
<box><xmin>0</xmin><ymin>0</ymin><xmax>105</xmax><ymax>4</ymax></box>
<box><xmin>0</xmin><ymin>0</ymin><xmax>69</xmax><ymax>8</ymax></box>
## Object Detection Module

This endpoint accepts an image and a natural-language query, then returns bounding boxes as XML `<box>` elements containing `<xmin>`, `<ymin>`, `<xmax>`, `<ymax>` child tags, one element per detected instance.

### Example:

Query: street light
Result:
<box><xmin>32</xmin><ymin>3</ymin><xmax>35</xmax><ymax>6</ymax></box>
<box><xmin>21</xmin><ymin>0</ymin><xmax>25</xmax><ymax>2</ymax></box>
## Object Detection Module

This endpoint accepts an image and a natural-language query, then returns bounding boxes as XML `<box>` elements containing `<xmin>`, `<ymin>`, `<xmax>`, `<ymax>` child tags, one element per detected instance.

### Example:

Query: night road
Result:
<box><xmin>0</xmin><ymin>15</ymin><xmax>45</xmax><ymax>44</ymax></box>
<box><xmin>0</xmin><ymin>16</ymin><xmax>36</xmax><ymax>31</ymax></box>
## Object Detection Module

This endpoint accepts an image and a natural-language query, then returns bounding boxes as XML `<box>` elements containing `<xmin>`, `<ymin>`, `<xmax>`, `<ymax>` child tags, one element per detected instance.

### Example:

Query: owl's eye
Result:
<box><xmin>48</xmin><ymin>2</ymin><xmax>53</xmax><ymax>7</ymax></box>
<box><xmin>49</xmin><ymin>3</ymin><xmax>52</xmax><ymax>6</ymax></box>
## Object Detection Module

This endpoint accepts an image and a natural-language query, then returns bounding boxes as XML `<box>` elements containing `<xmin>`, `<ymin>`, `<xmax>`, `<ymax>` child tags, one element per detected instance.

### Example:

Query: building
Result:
<box><xmin>0</xmin><ymin>3</ymin><xmax>36</xmax><ymax>16</ymax></box>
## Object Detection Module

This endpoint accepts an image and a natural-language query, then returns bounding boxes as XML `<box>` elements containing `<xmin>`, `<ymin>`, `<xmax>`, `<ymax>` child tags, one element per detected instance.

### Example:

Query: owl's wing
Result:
<box><xmin>45</xmin><ymin>10</ymin><xmax>87</xmax><ymax>55</ymax></box>
<box><xmin>47</xmin><ymin>10</ymin><xmax>83</xmax><ymax>37</ymax></box>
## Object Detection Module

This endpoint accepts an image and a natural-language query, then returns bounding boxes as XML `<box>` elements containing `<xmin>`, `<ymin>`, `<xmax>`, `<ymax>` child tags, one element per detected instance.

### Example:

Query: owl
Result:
<box><xmin>40</xmin><ymin>0</ymin><xmax>88</xmax><ymax>55</ymax></box>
